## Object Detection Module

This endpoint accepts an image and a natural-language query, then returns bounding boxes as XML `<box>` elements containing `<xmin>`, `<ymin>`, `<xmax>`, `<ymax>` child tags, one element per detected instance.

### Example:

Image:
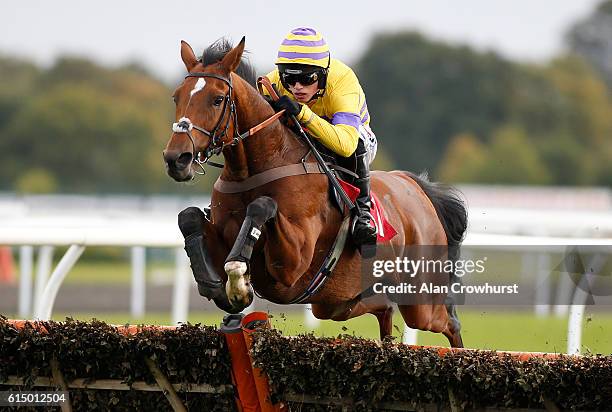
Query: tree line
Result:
<box><xmin>356</xmin><ymin>2</ymin><xmax>612</xmax><ymax>186</ymax></box>
<box><xmin>0</xmin><ymin>1</ymin><xmax>610</xmax><ymax>193</ymax></box>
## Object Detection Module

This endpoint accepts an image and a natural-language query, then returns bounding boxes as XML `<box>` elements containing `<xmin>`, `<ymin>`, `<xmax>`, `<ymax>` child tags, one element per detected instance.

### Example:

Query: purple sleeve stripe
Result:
<box><xmin>277</xmin><ymin>51</ymin><xmax>329</xmax><ymax>60</ymax></box>
<box><xmin>291</xmin><ymin>28</ymin><xmax>318</xmax><ymax>36</ymax></box>
<box><xmin>331</xmin><ymin>112</ymin><xmax>361</xmax><ymax>130</ymax></box>
<box><xmin>282</xmin><ymin>39</ymin><xmax>327</xmax><ymax>47</ymax></box>
<box><xmin>359</xmin><ymin>101</ymin><xmax>368</xmax><ymax>115</ymax></box>
<box><xmin>362</xmin><ymin>112</ymin><xmax>370</xmax><ymax>124</ymax></box>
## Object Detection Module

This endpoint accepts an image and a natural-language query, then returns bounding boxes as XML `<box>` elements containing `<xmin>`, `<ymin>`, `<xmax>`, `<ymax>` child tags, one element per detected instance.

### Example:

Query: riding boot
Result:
<box><xmin>351</xmin><ymin>140</ymin><xmax>377</xmax><ymax>247</ymax></box>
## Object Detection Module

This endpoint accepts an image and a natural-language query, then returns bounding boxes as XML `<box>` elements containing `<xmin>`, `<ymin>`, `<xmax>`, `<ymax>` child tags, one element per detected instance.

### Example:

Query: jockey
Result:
<box><xmin>263</xmin><ymin>27</ymin><xmax>378</xmax><ymax>246</ymax></box>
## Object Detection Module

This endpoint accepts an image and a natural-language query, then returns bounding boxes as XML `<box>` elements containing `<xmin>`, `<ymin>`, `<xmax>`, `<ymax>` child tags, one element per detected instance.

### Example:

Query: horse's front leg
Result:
<box><xmin>178</xmin><ymin>206</ymin><xmax>241</xmax><ymax>313</ymax></box>
<box><xmin>224</xmin><ymin>196</ymin><xmax>278</xmax><ymax>310</ymax></box>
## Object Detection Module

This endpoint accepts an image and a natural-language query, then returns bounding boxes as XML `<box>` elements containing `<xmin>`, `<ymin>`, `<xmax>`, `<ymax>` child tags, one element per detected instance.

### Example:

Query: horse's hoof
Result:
<box><xmin>224</xmin><ymin>261</ymin><xmax>252</xmax><ymax>309</ymax></box>
<box><xmin>226</xmin><ymin>284</ymin><xmax>253</xmax><ymax>310</ymax></box>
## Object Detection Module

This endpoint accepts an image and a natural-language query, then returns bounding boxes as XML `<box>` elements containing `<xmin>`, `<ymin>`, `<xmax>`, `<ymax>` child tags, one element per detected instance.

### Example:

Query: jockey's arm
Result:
<box><xmin>263</xmin><ymin>71</ymin><xmax>361</xmax><ymax>158</ymax></box>
<box><xmin>295</xmin><ymin>105</ymin><xmax>359</xmax><ymax>158</ymax></box>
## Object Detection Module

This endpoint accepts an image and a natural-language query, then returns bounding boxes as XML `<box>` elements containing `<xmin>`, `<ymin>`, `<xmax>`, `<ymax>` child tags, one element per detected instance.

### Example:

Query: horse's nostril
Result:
<box><xmin>163</xmin><ymin>150</ymin><xmax>176</xmax><ymax>165</ymax></box>
<box><xmin>176</xmin><ymin>152</ymin><xmax>193</xmax><ymax>168</ymax></box>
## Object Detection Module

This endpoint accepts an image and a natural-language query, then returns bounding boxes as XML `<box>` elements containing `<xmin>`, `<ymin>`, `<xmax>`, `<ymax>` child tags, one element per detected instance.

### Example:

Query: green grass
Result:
<box><xmin>62</xmin><ymin>261</ymin><xmax>132</xmax><ymax>284</ymax></box>
<box><xmin>14</xmin><ymin>309</ymin><xmax>607</xmax><ymax>355</ymax></box>
<box><xmin>37</xmin><ymin>261</ymin><xmax>173</xmax><ymax>285</ymax></box>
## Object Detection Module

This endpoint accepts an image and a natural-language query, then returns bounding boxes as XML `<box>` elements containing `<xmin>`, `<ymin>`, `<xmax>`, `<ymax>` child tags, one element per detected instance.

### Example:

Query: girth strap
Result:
<box><xmin>288</xmin><ymin>215</ymin><xmax>351</xmax><ymax>304</ymax></box>
<box><xmin>214</xmin><ymin>162</ymin><xmax>324</xmax><ymax>193</ymax></box>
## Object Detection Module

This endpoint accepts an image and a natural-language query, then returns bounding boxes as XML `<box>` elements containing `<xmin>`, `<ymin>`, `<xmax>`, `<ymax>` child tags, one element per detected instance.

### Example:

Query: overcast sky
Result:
<box><xmin>0</xmin><ymin>0</ymin><xmax>601</xmax><ymax>82</ymax></box>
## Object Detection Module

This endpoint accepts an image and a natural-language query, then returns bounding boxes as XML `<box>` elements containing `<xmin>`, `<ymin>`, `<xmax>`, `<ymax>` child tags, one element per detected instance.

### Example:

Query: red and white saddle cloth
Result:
<box><xmin>338</xmin><ymin>180</ymin><xmax>398</xmax><ymax>242</ymax></box>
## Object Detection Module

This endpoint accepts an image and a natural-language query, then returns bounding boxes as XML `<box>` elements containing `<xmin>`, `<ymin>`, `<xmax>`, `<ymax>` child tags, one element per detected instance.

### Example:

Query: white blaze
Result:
<box><xmin>190</xmin><ymin>78</ymin><xmax>206</xmax><ymax>96</ymax></box>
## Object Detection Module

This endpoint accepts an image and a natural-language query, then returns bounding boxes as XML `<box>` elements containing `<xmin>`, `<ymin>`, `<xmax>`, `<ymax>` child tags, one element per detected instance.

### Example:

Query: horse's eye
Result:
<box><xmin>213</xmin><ymin>96</ymin><xmax>225</xmax><ymax>107</ymax></box>
<box><xmin>172</xmin><ymin>95</ymin><xmax>177</xmax><ymax>104</ymax></box>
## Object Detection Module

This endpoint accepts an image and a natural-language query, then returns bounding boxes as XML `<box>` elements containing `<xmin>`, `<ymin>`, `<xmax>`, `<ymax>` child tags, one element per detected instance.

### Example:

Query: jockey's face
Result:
<box><xmin>288</xmin><ymin>81</ymin><xmax>319</xmax><ymax>103</ymax></box>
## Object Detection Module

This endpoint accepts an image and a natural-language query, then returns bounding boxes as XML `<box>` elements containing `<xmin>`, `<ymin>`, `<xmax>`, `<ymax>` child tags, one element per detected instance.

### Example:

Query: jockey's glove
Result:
<box><xmin>274</xmin><ymin>95</ymin><xmax>302</xmax><ymax>117</ymax></box>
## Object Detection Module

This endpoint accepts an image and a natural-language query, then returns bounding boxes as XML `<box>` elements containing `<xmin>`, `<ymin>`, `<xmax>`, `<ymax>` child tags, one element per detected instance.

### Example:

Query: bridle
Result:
<box><xmin>172</xmin><ymin>72</ymin><xmax>237</xmax><ymax>173</ymax></box>
<box><xmin>171</xmin><ymin>71</ymin><xmax>285</xmax><ymax>174</ymax></box>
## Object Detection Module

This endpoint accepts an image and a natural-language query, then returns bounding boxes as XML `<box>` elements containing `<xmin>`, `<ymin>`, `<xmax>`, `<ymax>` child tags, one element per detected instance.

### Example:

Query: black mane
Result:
<box><xmin>201</xmin><ymin>38</ymin><xmax>257</xmax><ymax>86</ymax></box>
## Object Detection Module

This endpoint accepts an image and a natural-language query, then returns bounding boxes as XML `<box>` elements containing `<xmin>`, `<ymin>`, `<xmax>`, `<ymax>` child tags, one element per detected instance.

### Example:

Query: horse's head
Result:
<box><xmin>163</xmin><ymin>38</ymin><xmax>245</xmax><ymax>181</ymax></box>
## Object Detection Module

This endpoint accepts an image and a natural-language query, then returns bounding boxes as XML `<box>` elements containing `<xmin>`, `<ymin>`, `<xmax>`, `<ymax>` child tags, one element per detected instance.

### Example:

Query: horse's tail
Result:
<box><xmin>403</xmin><ymin>171</ymin><xmax>467</xmax><ymax>261</ymax></box>
<box><xmin>359</xmin><ymin>171</ymin><xmax>468</xmax><ymax>336</ymax></box>
<box><xmin>403</xmin><ymin>171</ymin><xmax>467</xmax><ymax>338</ymax></box>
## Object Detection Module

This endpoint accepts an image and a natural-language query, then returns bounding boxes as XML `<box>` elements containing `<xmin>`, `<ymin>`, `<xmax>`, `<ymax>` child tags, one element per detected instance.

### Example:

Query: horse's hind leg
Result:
<box><xmin>443</xmin><ymin>302</ymin><xmax>464</xmax><ymax>348</ymax></box>
<box><xmin>225</xmin><ymin>196</ymin><xmax>278</xmax><ymax>311</ymax></box>
<box><xmin>397</xmin><ymin>304</ymin><xmax>464</xmax><ymax>348</ymax></box>
<box><xmin>311</xmin><ymin>298</ymin><xmax>394</xmax><ymax>339</ymax></box>
<box><xmin>373</xmin><ymin>306</ymin><xmax>394</xmax><ymax>339</ymax></box>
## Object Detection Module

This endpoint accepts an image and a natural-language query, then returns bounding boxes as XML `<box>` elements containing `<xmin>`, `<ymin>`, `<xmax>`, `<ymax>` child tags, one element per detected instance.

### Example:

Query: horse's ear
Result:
<box><xmin>180</xmin><ymin>40</ymin><xmax>198</xmax><ymax>71</ymax></box>
<box><xmin>221</xmin><ymin>37</ymin><xmax>246</xmax><ymax>73</ymax></box>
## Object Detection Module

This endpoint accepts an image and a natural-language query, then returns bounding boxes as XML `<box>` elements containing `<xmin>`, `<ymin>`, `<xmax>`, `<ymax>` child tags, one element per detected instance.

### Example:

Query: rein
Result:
<box><xmin>172</xmin><ymin>72</ymin><xmax>285</xmax><ymax>173</ymax></box>
<box><xmin>172</xmin><ymin>72</ymin><xmax>355</xmax><ymax>195</ymax></box>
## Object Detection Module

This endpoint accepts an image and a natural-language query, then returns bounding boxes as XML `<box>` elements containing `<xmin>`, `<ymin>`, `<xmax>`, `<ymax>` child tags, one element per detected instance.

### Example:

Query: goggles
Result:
<box><xmin>280</xmin><ymin>71</ymin><xmax>320</xmax><ymax>87</ymax></box>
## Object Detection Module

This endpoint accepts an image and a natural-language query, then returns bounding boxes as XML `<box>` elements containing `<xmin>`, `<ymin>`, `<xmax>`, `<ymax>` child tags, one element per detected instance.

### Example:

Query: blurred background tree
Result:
<box><xmin>0</xmin><ymin>1</ymin><xmax>610</xmax><ymax>193</ymax></box>
<box><xmin>0</xmin><ymin>55</ymin><xmax>40</xmax><ymax>136</ymax></box>
<box><xmin>0</xmin><ymin>56</ymin><xmax>220</xmax><ymax>193</ymax></box>
<box><xmin>567</xmin><ymin>0</ymin><xmax>612</xmax><ymax>90</ymax></box>
<box><xmin>355</xmin><ymin>4</ymin><xmax>612</xmax><ymax>186</ymax></box>
<box><xmin>14</xmin><ymin>168</ymin><xmax>58</xmax><ymax>194</ymax></box>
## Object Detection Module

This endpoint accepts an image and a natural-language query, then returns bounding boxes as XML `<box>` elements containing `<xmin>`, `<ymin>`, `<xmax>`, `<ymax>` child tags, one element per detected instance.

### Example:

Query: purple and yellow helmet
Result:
<box><xmin>276</xmin><ymin>28</ymin><xmax>330</xmax><ymax>95</ymax></box>
<box><xmin>276</xmin><ymin>27</ymin><xmax>330</xmax><ymax>68</ymax></box>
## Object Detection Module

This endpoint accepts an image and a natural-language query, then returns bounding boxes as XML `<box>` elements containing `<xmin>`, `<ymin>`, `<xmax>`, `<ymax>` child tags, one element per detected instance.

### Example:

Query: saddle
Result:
<box><xmin>311</xmin><ymin>139</ymin><xmax>397</xmax><ymax>244</ymax></box>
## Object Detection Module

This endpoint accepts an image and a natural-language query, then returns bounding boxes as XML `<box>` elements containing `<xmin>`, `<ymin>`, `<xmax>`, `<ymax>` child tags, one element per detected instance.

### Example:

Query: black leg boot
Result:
<box><xmin>351</xmin><ymin>140</ymin><xmax>377</xmax><ymax>251</ymax></box>
<box><xmin>178</xmin><ymin>207</ymin><xmax>239</xmax><ymax>313</ymax></box>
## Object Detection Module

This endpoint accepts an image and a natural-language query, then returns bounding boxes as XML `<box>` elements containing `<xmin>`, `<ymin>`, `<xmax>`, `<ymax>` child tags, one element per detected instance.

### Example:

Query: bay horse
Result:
<box><xmin>162</xmin><ymin>38</ymin><xmax>467</xmax><ymax>347</ymax></box>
